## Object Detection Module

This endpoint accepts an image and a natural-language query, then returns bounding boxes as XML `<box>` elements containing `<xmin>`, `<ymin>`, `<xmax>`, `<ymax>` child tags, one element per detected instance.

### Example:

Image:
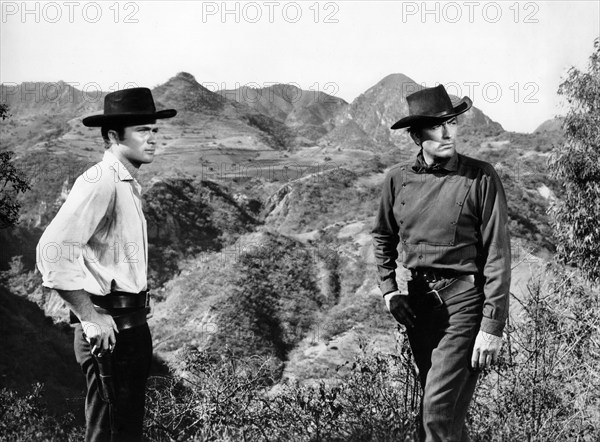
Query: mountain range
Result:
<box><xmin>0</xmin><ymin>71</ymin><xmax>562</xmax><ymax>417</ymax></box>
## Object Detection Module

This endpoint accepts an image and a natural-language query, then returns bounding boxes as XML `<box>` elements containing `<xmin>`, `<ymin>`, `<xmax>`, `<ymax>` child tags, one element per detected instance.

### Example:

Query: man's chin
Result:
<box><xmin>141</xmin><ymin>154</ymin><xmax>155</xmax><ymax>164</ymax></box>
<box><xmin>438</xmin><ymin>146</ymin><xmax>456</xmax><ymax>156</ymax></box>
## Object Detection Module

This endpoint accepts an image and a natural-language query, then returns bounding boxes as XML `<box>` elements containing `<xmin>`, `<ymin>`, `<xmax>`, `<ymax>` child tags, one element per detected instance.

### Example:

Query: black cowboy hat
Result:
<box><xmin>82</xmin><ymin>87</ymin><xmax>177</xmax><ymax>127</ymax></box>
<box><xmin>390</xmin><ymin>84</ymin><xmax>472</xmax><ymax>130</ymax></box>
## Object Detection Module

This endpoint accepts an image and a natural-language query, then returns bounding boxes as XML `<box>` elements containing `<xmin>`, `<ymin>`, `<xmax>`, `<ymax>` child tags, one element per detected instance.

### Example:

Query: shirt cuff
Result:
<box><xmin>480</xmin><ymin>317</ymin><xmax>505</xmax><ymax>337</ymax></box>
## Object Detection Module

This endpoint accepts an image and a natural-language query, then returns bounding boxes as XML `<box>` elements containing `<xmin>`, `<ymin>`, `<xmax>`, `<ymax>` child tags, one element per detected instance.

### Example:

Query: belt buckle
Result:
<box><xmin>427</xmin><ymin>288</ymin><xmax>444</xmax><ymax>307</ymax></box>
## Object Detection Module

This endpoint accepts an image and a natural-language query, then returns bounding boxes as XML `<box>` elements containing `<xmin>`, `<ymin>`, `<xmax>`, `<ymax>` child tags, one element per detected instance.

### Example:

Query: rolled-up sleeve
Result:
<box><xmin>371</xmin><ymin>171</ymin><xmax>401</xmax><ymax>296</ymax></box>
<box><xmin>36</xmin><ymin>172</ymin><xmax>115</xmax><ymax>291</ymax></box>
<box><xmin>477</xmin><ymin>166</ymin><xmax>511</xmax><ymax>336</ymax></box>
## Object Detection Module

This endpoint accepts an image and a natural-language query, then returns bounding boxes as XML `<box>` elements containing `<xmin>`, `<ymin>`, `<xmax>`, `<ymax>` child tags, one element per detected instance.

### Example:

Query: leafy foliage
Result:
<box><xmin>0</xmin><ymin>256</ymin><xmax>40</xmax><ymax>298</ymax></box>
<box><xmin>145</xmin><ymin>341</ymin><xmax>421</xmax><ymax>442</ymax></box>
<box><xmin>4</xmin><ymin>264</ymin><xmax>599</xmax><ymax>441</ymax></box>
<box><xmin>0</xmin><ymin>104</ymin><xmax>9</xmax><ymax>120</ymax></box>
<box><xmin>470</xmin><ymin>264</ymin><xmax>600</xmax><ymax>441</ymax></box>
<box><xmin>0</xmin><ymin>383</ymin><xmax>83</xmax><ymax>442</ymax></box>
<box><xmin>549</xmin><ymin>38</ymin><xmax>600</xmax><ymax>281</ymax></box>
<box><xmin>0</xmin><ymin>104</ymin><xmax>32</xmax><ymax>228</ymax></box>
<box><xmin>0</xmin><ymin>169</ymin><xmax>29</xmax><ymax>226</ymax></box>
<box><xmin>146</xmin><ymin>264</ymin><xmax>600</xmax><ymax>442</ymax></box>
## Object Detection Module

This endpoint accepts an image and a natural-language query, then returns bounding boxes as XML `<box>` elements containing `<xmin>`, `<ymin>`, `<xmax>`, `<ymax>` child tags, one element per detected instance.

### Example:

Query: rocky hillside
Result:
<box><xmin>0</xmin><ymin>71</ymin><xmax>561</xmax><ymax>416</ymax></box>
<box><xmin>218</xmin><ymin>84</ymin><xmax>348</xmax><ymax>142</ymax></box>
<box><xmin>534</xmin><ymin>116</ymin><xmax>566</xmax><ymax>147</ymax></box>
<box><xmin>0</xmin><ymin>81</ymin><xmax>99</xmax><ymax>124</ymax></box>
<box><xmin>144</xmin><ymin>177</ymin><xmax>259</xmax><ymax>288</ymax></box>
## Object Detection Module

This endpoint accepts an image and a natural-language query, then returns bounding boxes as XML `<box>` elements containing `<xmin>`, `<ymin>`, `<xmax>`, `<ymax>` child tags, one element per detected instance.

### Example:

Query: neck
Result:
<box><xmin>108</xmin><ymin>146</ymin><xmax>140</xmax><ymax>178</ymax></box>
<box><xmin>421</xmin><ymin>149</ymin><xmax>448</xmax><ymax>166</ymax></box>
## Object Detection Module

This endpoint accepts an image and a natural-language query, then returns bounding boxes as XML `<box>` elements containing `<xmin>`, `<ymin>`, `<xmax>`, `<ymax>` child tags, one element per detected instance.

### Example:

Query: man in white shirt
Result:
<box><xmin>36</xmin><ymin>87</ymin><xmax>176</xmax><ymax>441</ymax></box>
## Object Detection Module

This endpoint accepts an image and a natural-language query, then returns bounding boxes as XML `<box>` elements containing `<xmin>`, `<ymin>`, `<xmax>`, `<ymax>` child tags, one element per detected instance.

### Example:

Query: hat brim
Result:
<box><xmin>390</xmin><ymin>97</ymin><xmax>472</xmax><ymax>130</ymax></box>
<box><xmin>82</xmin><ymin>109</ymin><xmax>177</xmax><ymax>127</ymax></box>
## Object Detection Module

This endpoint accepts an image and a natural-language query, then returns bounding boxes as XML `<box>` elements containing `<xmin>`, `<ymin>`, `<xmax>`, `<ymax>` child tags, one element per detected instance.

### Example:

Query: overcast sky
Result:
<box><xmin>1</xmin><ymin>1</ymin><xmax>599</xmax><ymax>132</ymax></box>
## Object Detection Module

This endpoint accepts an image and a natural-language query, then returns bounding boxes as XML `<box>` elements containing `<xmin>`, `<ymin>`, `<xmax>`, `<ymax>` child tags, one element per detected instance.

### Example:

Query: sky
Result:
<box><xmin>1</xmin><ymin>0</ymin><xmax>599</xmax><ymax>133</ymax></box>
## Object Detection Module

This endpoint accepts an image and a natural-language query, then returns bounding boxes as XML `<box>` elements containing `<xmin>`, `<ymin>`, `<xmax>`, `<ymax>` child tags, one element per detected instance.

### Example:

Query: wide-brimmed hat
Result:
<box><xmin>390</xmin><ymin>84</ymin><xmax>472</xmax><ymax>130</ymax></box>
<box><xmin>82</xmin><ymin>87</ymin><xmax>177</xmax><ymax>127</ymax></box>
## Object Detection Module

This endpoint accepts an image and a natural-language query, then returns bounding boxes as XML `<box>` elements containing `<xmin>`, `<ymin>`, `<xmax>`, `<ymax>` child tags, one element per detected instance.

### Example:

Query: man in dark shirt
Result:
<box><xmin>371</xmin><ymin>85</ymin><xmax>511</xmax><ymax>441</ymax></box>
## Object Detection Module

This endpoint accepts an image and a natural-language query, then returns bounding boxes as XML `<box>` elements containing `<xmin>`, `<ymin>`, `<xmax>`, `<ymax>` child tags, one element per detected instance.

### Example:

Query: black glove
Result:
<box><xmin>384</xmin><ymin>291</ymin><xmax>416</xmax><ymax>328</ymax></box>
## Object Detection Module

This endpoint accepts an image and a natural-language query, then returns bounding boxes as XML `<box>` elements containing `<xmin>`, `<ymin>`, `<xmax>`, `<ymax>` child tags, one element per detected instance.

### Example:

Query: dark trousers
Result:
<box><xmin>406</xmin><ymin>281</ymin><xmax>483</xmax><ymax>442</ymax></box>
<box><xmin>74</xmin><ymin>323</ymin><xmax>153</xmax><ymax>442</ymax></box>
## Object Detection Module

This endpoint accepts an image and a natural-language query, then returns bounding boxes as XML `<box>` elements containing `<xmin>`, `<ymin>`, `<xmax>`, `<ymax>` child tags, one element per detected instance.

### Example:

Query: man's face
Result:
<box><xmin>412</xmin><ymin>117</ymin><xmax>458</xmax><ymax>163</ymax></box>
<box><xmin>114</xmin><ymin>124</ymin><xmax>159</xmax><ymax>167</ymax></box>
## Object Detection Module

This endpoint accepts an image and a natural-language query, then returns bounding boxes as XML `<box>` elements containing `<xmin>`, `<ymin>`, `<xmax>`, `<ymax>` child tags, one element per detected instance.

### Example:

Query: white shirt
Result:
<box><xmin>36</xmin><ymin>151</ymin><xmax>148</xmax><ymax>295</ymax></box>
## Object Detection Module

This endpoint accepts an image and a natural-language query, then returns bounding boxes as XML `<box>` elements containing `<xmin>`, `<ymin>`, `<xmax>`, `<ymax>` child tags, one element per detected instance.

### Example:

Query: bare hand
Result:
<box><xmin>81</xmin><ymin>311</ymin><xmax>118</xmax><ymax>355</ymax></box>
<box><xmin>471</xmin><ymin>330</ymin><xmax>502</xmax><ymax>369</ymax></box>
<box><xmin>54</xmin><ymin>289</ymin><xmax>119</xmax><ymax>355</ymax></box>
<box><xmin>384</xmin><ymin>292</ymin><xmax>416</xmax><ymax>328</ymax></box>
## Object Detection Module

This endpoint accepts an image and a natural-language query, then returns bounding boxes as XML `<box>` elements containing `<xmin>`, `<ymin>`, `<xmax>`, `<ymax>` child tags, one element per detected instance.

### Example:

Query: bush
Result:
<box><xmin>146</xmin><ymin>264</ymin><xmax>600</xmax><ymax>441</ymax></box>
<box><xmin>145</xmin><ymin>341</ymin><xmax>421</xmax><ymax>442</ymax></box>
<box><xmin>549</xmin><ymin>38</ymin><xmax>600</xmax><ymax>281</ymax></box>
<box><xmin>0</xmin><ymin>151</ymin><xmax>31</xmax><ymax>228</ymax></box>
<box><xmin>0</xmin><ymin>383</ymin><xmax>83</xmax><ymax>442</ymax></box>
<box><xmin>469</xmin><ymin>264</ymin><xmax>600</xmax><ymax>441</ymax></box>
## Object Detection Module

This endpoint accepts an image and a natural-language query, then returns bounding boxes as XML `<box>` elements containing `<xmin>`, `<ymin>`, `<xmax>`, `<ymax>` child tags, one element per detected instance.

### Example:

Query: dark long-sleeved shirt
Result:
<box><xmin>371</xmin><ymin>151</ymin><xmax>511</xmax><ymax>336</ymax></box>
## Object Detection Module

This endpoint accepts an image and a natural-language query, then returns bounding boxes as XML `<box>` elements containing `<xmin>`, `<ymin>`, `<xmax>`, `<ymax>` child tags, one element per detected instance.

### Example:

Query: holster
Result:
<box><xmin>94</xmin><ymin>351</ymin><xmax>116</xmax><ymax>405</ymax></box>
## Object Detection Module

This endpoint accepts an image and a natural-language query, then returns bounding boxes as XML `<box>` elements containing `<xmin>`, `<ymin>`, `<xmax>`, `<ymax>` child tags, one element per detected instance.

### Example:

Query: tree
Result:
<box><xmin>0</xmin><ymin>104</ymin><xmax>31</xmax><ymax>228</ymax></box>
<box><xmin>549</xmin><ymin>38</ymin><xmax>600</xmax><ymax>281</ymax></box>
<box><xmin>0</xmin><ymin>103</ymin><xmax>9</xmax><ymax>120</ymax></box>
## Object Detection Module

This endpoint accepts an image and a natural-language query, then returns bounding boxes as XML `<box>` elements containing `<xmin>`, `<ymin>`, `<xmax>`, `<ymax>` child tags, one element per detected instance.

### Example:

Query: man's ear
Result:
<box><xmin>409</xmin><ymin>131</ymin><xmax>421</xmax><ymax>147</ymax></box>
<box><xmin>107</xmin><ymin>130</ymin><xmax>119</xmax><ymax>145</ymax></box>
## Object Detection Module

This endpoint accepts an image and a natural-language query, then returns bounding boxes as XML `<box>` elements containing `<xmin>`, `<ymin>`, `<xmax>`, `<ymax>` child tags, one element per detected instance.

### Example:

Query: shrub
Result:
<box><xmin>0</xmin><ymin>151</ymin><xmax>31</xmax><ymax>228</ymax></box>
<box><xmin>0</xmin><ymin>383</ymin><xmax>83</xmax><ymax>442</ymax></box>
<box><xmin>145</xmin><ymin>341</ymin><xmax>421</xmax><ymax>442</ymax></box>
<box><xmin>469</xmin><ymin>264</ymin><xmax>600</xmax><ymax>441</ymax></box>
<box><xmin>146</xmin><ymin>263</ymin><xmax>600</xmax><ymax>441</ymax></box>
<box><xmin>549</xmin><ymin>38</ymin><xmax>600</xmax><ymax>281</ymax></box>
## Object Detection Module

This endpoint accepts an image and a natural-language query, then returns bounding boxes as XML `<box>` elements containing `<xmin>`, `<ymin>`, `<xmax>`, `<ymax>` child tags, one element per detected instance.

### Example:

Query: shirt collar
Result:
<box><xmin>102</xmin><ymin>151</ymin><xmax>134</xmax><ymax>182</ymax></box>
<box><xmin>412</xmin><ymin>149</ymin><xmax>459</xmax><ymax>174</ymax></box>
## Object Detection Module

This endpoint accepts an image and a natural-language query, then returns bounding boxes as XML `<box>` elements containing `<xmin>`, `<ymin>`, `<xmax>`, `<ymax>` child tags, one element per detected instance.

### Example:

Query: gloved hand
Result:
<box><xmin>384</xmin><ymin>291</ymin><xmax>416</xmax><ymax>328</ymax></box>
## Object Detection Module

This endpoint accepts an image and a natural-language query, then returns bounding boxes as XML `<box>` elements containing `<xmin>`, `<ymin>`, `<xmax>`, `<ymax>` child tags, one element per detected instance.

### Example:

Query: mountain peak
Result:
<box><xmin>156</xmin><ymin>72</ymin><xmax>216</xmax><ymax>94</ymax></box>
<box><xmin>174</xmin><ymin>72</ymin><xmax>198</xmax><ymax>83</ymax></box>
<box><xmin>361</xmin><ymin>73</ymin><xmax>421</xmax><ymax>100</ymax></box>
<box><xmin>267</xmin><ymin>83</ymin><xmax>302</xmax><ymax>94</ymax></box>
<box><xmin>375</xmin><ymin>73</ymin><xmax>420</xmax><ymax>92</ymax></box>
<box><xmin>153</xmin><ymin>72</ymin><xmax>225</xmax><ymax>113</ymax></box>
<box><xmin>378</xmin><ymin>73</ymin><xmax>417</xmax><ymax>86</ymax></box>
